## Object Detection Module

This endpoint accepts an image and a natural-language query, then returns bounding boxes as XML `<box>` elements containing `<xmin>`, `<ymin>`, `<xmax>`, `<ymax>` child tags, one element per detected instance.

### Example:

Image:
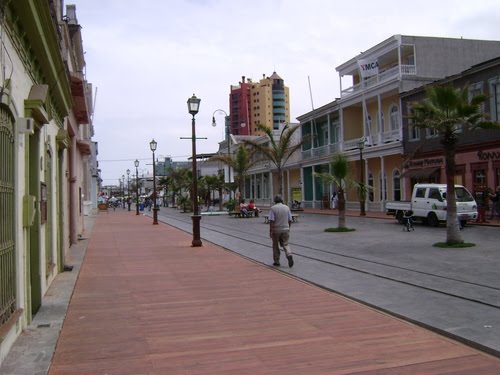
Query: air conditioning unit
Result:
<box><xmin>17</xmin><ymin>117</ymin><xmax>35</xmax><ymax>134</ymax></box>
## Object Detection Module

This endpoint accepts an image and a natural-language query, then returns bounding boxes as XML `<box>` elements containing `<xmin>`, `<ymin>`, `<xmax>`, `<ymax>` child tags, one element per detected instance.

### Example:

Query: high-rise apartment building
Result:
<box><xmin>229</xmin><ymin>72</ymin><xmax>290</xmax><ymax>136</ymax></box>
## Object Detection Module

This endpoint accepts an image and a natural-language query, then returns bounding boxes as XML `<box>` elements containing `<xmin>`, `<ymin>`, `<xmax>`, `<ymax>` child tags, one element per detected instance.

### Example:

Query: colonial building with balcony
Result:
<box><xmin>298</xmin><ymin>35</ymin><xmax>500</xmax><ymax>212</ymax></box>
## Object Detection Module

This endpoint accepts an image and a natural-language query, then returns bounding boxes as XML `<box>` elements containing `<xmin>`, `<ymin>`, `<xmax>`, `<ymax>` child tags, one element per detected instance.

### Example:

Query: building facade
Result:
<box><xmin>229</xmin><ymin>72</ymin><xmax>290</xmax><ymax>136</ymax></box>
<box><xmin>297</xmin><ymin>35</ymin><xmax>500</xmax><ymax>211</ymax></box>
<box><xmin>0</xmin><ymin>1</ymin><xmax>93</xmax><ymax>364</ymax></box>
<box><xmin>400</xmin><ymin>57</ymin><xmax>500</xmax><ymax>199</ymax></box>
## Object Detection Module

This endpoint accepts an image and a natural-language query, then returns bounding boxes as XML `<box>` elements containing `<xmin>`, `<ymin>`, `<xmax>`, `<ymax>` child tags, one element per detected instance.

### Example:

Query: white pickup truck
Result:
<box><xmin>385</xmin><ymin>183</ymin><xmax>478</xmax><ymax>227</ymax></box>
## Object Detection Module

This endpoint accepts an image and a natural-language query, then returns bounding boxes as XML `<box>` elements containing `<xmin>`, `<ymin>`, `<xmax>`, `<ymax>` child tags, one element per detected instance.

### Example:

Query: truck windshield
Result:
<box><xmin>455</xmin><ymin>187</ymin><xmax>474</xmax><ymax>202</ymax></box>
<box><xmin>441</xmin><ymin>187</ymin><xmax>475</xmax><ymax>202</ymax></box>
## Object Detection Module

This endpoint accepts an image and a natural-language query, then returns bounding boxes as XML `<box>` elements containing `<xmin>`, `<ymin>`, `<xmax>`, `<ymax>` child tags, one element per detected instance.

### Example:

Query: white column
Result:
<box><xmin>380</xmin><ymin>156</ymin><xmax>386</xmax><ymax>211</ymax></box>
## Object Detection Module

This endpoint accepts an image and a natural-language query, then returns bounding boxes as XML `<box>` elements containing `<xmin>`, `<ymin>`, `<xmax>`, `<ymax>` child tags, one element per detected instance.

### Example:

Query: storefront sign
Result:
<box><xmin>477</xmin><ymin>150</ymin><xmax>500</xmax><ymax>161</ymax></box>
<box><xmin>405</xmin><ymin>157</ymin><xmax>443</xmax><ymax>168</ymax></box>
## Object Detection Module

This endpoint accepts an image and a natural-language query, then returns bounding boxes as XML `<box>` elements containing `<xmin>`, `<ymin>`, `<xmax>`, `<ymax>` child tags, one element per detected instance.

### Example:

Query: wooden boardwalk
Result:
<box><xmin>48</xmin><ymin>210</ymin><xmax>500</xmax><ymax>374</ymax></box>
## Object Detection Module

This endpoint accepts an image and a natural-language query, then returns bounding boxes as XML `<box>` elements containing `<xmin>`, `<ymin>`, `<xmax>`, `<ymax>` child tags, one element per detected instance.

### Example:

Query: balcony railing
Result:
<box><xmin>341</xmin><ymin>64</ymin><xmax>416</xmax><ymax>97</ymax></box>
<box><xmin>301</xmin><ymin>134</ymin><xmax>402</xmax><ymax>161</ymax></box>
<box><xmin>382</xmin><ymin>128</ymin><xmax>401</xmax><ymax>143</ymax></box>
<box><xmin>301</xmin><ymin>143</ymin><xmax>339</xmax><ymax>160</ymax></box>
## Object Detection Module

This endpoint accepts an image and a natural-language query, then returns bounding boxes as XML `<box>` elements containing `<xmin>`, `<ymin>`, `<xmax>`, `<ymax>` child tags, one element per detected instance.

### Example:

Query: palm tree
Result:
<box><xmin>199</xmin><ymin>174</ymin><xmax>223</xmax><ymax>210</ymax></box>
<box><xmin>158</xmin><ymin>175</ymin><xmax>172</xmax><ymax>207</ymax></box>
<box><xmin>243</xmin><ymin>123</ymin><xmax>306</xmax><ymax>196</ymax></box>
<box><xmin>169</xmin><ymin>167</ymin><xmax>190</xmax><ymax>207</ymax></box>
<box><xmin>314</xmin><ymin>154</ymin><xmax>350</xmax><ymax>229</ymax></box>
<box><xmin>409</xmin><ymin>84</ymin><xmax>500</xmax><ymax>245</ymax></box>
<box><xmin>210</xmin><ymin>145</ymin><xmax>259</xmax><ymax>200</ymax></box>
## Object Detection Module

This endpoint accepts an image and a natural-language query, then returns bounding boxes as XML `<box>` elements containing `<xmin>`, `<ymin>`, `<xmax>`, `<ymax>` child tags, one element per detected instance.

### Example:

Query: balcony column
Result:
<box><xmin>377</xmin><ymin>94</ymin><xmax>383</xmax><ymax>144</ymax></box>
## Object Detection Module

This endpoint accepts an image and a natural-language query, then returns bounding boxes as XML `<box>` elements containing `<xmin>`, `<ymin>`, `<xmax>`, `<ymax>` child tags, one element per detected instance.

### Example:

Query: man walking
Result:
<box><xmin>268</xmin><ymin>195</ymin><xmax>294</xmax><ymax>267</ymax></box>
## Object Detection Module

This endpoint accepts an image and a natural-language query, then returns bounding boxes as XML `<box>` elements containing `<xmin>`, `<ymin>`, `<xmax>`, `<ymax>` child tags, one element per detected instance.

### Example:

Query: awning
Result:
<box><xmin>400</xmin><ymin>167</ymin><xmax>440</xmax><ymax>179</ymax></box>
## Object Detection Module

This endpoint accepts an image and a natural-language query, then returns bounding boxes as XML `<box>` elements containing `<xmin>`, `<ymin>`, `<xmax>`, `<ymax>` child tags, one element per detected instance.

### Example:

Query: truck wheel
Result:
<box><xmin>396</xmin><ymin>211</ymin><xmax>404</xmax><ymax>224</ymax></box>
<box><xmin>427</xmin><ymin>212</ymin><xmax>439</xmax><ymax>227</ymax></box>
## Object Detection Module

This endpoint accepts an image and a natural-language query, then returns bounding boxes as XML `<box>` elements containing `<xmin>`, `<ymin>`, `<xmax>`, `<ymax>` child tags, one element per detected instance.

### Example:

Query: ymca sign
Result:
<box><xmin>358</xmin><ymin>58</ymin><xmax>379</xmax><ymax>78</ymax></box>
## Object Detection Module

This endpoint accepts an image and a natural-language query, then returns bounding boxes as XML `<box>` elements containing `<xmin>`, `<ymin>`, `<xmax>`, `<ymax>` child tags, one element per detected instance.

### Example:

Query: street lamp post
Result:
<box><xmin>150</xmin><ymin>139</ymin><xmax>159</xmax><ymax>225</ymax></box>
<box><xmin>188</xmin><ymin>94</ymin><xmax>202</xmax><ymax>247</ymax></box>
<box><xmin>126</xmin><ymin>169</ymin><xmax>131</xmax><ymax>211</ymax></box>
<box><xmin>358</xmin><ymin>137</ymin><xmax>366</xmax><ymax>216</ymax></box>
<box><xmin>134</xmin><ymin>159</ymin><xmax>140</xmax><ymax>216</ymax></box>
<box><xmin>212</xmin><ymin>109</ymin><xmax>231</xmax><ymax>201</ymax></box>
<box><xmin>122</xmin><ymin>174</ymin><xmax>125</xmax><ymax>209</ymax></box>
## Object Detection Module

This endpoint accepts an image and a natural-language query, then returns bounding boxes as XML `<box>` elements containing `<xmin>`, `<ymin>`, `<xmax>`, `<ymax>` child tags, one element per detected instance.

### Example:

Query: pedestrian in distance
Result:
<box><xmin>239</xmin><ymin>198</ymin><xmax>250</xmax><ymax>217</ymax></box>
<box><xmin>474</xmin><ymin>186</ymin><xmax>489</xmax><ymax>223</ymax></box>
<box><xmin>331</xmin><ymin>192</ymin><xmax>338</xmax><ymax>209</ymax></box>
<box><xmin>268</xmin><ymin>195</ymin><xmax>294</xmax><ymax>267</ymax></box>
<box><xmin>488</xmin><ymin>185</ymin><xmax>500</xmax><ymax>220</ymax></box>
<box><xmin>248</xmin><ymin>199</ymin><xmax>261</xmax><ymax>217</ymax></box>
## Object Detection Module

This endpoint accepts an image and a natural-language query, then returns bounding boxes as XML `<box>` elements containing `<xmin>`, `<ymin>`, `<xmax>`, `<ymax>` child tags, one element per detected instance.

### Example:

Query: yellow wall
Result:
<box><xmin>363</xmin><ymin>154</ymin><xmax>403</xmax><ymax>202</ymax></box>
<box><xmin>342</xmin><ymin>107</ymin><xmax>363</xmax><ymax>140</ymax></box>
<box><xmin>365</xmin><ymin>94</ymin><xmax>399</xmax><ymax>134</ymax></box>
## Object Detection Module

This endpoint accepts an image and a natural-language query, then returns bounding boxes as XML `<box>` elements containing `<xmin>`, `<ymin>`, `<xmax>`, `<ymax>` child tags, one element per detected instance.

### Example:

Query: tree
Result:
<box><xmin>158</xmin><ymin>176</ymin><xmax>172</xmax><ymax>207</ymax></box>
<box><xmin>314</xmin><ymin>154</ymin><xmax>351</xmax><ymax>229</ymax></box>
<box><xmin>210</xmin><ymin>145</ymin><xmax>259</xmax><ymax>200</ymax></box>
<box><xmin>199</xmin><ymin>174</ymin><xmax>223</xmax><ymax>210</ymax></box>
<box><xmin>168</xmin><ymin>168</ymin><xmax>190</xmax><ymax>207</ymax></box>
<box><xmin>409</xmin><ymin>84</ymin><xmax>500</xmax><ymax>245</ymax></box>
<box><xmin>243</xmin><ymin>123</ymin><xmax>306</xmax><ymax>196</ymax></box>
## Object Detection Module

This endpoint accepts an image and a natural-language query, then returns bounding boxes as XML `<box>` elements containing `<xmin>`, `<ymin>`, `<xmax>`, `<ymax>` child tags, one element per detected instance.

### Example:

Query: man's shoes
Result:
<box><xmin>272</xmin><ymin>262</ymin><xmax>280</xmax><ymax>266</ymax></box>
<box><xmin>287</xmin><ymin>255</ymin><xmax>294</xmax><ymax>268</ymax></box>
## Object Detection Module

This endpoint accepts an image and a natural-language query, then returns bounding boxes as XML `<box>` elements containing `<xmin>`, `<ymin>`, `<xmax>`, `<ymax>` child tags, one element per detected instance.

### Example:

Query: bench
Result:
<box><xmin>264</xmin><ymin>214</ymin><xmax>299</xmax><ymax>224</ymax></box>
<box><xmin>229</xmin><ymin>207</ymin><xmax>254</xmax><ymax>218</ymax></box>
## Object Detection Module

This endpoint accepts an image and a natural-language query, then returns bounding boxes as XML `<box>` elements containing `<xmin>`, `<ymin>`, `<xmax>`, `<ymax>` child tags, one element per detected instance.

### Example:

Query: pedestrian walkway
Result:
<box><xmin>40</xmin><ymin>210</ymin><xmax>500</xmax><ymax>374</ymax></box>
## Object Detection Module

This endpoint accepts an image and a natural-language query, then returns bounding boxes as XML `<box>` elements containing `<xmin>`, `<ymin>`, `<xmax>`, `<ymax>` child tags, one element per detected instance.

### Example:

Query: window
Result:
<box><xmin>474</xmin><ymin>168</ymin><xmax>487</xmax><ymax>186</ymax></box>
<box><xmin>472</xmin><ymin>162</ymin><xmax>488</xmax><ymax>192</ymax></box>
<box><xmin>494</xmin><ymin>161</ymin><xmax>500</xmax><ymax>187</ymax></box>
<box><xmin>426</xmin><ymin>127</ymin><xmax>438</xmax><ymax>138</ymax></box>
<box><xmin>469</xmin><ymin>84</ymin><xmax>482</xmax><ymax>97</ymax></box>
<box><xmin>415</xmin><ymin>187</ymin><xmax>426</xmax><ymax>198</ymax></box>
<box><xmin>407</xmin><ymin>107</ymin><xmax>420</xmax><ymax>140</ymax></box>
<box><xmin>390</xmin><ymin>105</ymin><xmax>400</xmax><ymax>130</ymax></box>
<box><xmin>428</xmin><ymin>187</ymin><xmax>442</xmax><ymax>200</ymax></box>
<box><xmin>409</xmin><ymin>125</ymin><xmax>420</xmax><ymax>140</ymax></box>
<box><xmin>330</xmin><ymin>122</ymin><xmax>339</xmax><ymax>144</ymax></box>
<box><xmin>41</xmin><ymin>182</ymin><xmax>47</xmax><ymax>224</ymax></box>
<box><xmin>490</xmin><ymin>79</ymin><xmax>500</xmax><ymax>121</ymax></box>
<box><xmin>368</xmin><ymin>173</ymin><xmax>374</xmax><ymax>202</ymax></box>
<box><xmin>393</xmin><ymin>170</ymin><xmax>401</xmax><ymax>201</ymax></box>
<box><xmin>379</xmin><ymin>173</ymin><xmax>387</xmax><ymax>201</ymax></box>
<box><xmin>376</xmin><ymin>111</ymin><xmax>384</xmax><ymax>133</ymax></box>
<box><xmin>366</xmin><ymin>114</ymin><xmax>372</xmax><ymax>135</ymax></box>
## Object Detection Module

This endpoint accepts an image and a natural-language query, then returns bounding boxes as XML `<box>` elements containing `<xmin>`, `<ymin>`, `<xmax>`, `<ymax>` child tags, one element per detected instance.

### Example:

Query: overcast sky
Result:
<box><xmin>74</xmin><ymin>0</ymin><xmax>500</xmax><ymax>185</ymax></box>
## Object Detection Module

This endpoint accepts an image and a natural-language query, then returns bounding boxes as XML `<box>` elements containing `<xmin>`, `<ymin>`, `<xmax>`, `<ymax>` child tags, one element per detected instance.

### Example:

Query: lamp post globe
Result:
<box><xmin>212</xmin><ymin>109</ymin><xmax>232</xmax><ymax>202</ymax></box>
<box><xmin>188</xmin><ymin>94</ymin><xmax>202</xmax><ymax>247</ymax></box>
<box><xmin>357</xmin><ymin>137</ymin><xmax>366</xmax><ymax>216</ymax></box>
<box><xmin>134</xmin><ymin>159</ymin><xmax>140</xmax><ymax>215</ymax></box>
<box><xmin>150</xmin><ymin>139</ymin><xmax>159</xmax><ymax>225</ymax></box>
